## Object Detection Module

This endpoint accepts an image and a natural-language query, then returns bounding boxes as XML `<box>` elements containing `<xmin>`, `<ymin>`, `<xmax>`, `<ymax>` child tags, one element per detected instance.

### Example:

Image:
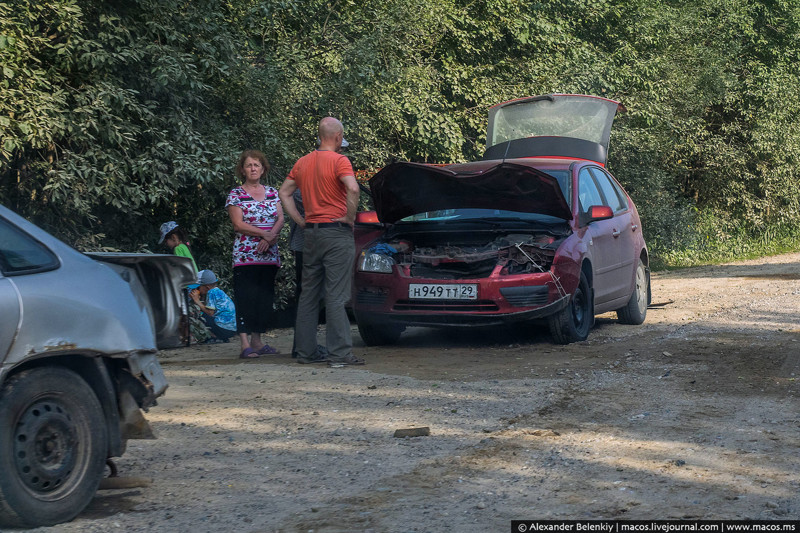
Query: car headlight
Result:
<box><xmin>358</xmin><ymin>251</ymin><xmax>395</xmax><ymax>273</ymax></box>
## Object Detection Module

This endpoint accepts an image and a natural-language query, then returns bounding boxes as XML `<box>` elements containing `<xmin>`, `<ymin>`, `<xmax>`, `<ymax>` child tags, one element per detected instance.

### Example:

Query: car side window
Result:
<box><xmin>610</xmin><ymin>175</ymin><xmax>630</xmax><ymax>210</ymax></box>
<box><xmin>0</xmin><ymin>217</ymin><xmax>59</xmax><ymax>276</ymax></box>
<box><xmin>589</xmin><ymin>167</ymin><xmax>627</xmax><ymax>212</ymax></box>
<box><xmin>578</xmin><ymin>168</ymin><xmax>604</xmax><ymax>213</ymax></box>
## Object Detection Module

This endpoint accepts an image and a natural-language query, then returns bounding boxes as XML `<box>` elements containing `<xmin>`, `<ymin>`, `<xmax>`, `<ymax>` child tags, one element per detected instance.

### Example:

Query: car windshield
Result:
<box><xmin>399</xmin><ymin>170</ymin><xmax>571</xmax><ymax>223</ymax></box>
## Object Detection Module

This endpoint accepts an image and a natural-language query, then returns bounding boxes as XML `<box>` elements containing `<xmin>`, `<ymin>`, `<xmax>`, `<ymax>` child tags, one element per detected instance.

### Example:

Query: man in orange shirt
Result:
<box><xmin>279</xmin><ymin>117</ymin><xmax>364</xmax><ymax>365</ymax></box>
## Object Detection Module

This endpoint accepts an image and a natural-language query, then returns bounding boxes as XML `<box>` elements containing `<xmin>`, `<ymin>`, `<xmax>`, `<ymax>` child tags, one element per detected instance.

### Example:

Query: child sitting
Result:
<box><xmin>189</xmin><ymin>270</ymin><xmax>237</xmax><ymax>344</ymax></box>
<box><xmin>159</xmin><ymin>221</ymin><xmax>198</xmax><ymax>271</ymax></box>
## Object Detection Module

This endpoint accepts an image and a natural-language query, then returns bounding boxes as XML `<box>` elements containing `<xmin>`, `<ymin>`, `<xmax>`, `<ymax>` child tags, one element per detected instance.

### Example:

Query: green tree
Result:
<box><xmin>3</xmin><ymin>0</ymin><xmax>800</xmax><ymax>282</ymax></box>
<box><xmin>1</xmin><ymin>0</ymin><xmax>245</xmax><ymax>259</ymax></box>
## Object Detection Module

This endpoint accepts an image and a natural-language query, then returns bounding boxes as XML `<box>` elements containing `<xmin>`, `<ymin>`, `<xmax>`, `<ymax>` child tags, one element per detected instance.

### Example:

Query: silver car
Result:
<box><xmin>0</xmin><ymin>205</ymin><xmax>194</xmax><ymax>527</ymax></box>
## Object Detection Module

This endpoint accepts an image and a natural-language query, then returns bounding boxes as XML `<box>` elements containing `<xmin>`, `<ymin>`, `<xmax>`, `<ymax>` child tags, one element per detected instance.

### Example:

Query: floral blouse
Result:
<box><xmin>225</xmin><ymin>185</ymin><xmax>281</xmax><ymax>267</ymax></box>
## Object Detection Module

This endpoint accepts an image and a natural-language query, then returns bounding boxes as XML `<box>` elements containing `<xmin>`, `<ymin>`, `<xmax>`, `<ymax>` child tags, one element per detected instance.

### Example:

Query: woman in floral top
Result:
<box><xmin>226</xmin><ymin>149</ymin><xmax>285</xmax><ymax>358</ymax></box>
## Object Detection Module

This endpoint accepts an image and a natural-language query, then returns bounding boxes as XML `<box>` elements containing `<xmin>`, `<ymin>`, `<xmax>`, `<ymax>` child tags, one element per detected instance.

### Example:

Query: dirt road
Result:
<box><xmin>29</xmin><ymin>253</ymin><xmax>799</xmax><ymax>532</ymax></box>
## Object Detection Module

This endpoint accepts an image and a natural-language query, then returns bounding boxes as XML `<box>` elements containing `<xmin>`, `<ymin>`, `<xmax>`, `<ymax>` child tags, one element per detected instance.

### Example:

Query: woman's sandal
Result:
<box><xmin>239</xmin><ymin>348</ymin><xmax>260</xmax><ymax>359</ymax></box>
<box><xmin>256</xmin><ymin>344</ymin><xmax>279</xmax><ymax>355</ymax></box>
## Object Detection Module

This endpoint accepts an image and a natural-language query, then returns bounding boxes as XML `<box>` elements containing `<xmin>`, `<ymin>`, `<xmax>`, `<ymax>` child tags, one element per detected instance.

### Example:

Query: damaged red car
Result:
<box><xmin>352</xmin><ymin>94</ymin><xmax>650</xmax><ymax>345</ymax></box>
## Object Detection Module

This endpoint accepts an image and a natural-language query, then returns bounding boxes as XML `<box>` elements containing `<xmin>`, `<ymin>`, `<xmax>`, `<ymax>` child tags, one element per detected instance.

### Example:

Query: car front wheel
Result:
<box><xmin>0</xmin><ymin>366</ymin><xmax>108</xmax><ymax>528</ymax></box>
<box><xmin>548</xmin><ymin>271</ymin><xmax>593</xmax><ymax>344</ymax></box>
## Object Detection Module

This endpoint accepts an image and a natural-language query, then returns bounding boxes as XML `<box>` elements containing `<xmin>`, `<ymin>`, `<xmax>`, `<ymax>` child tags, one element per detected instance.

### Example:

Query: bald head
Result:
<box><xmin>318</xmin><ymin>117</ymin><xmax>344</xmax><ymax>142</ymax></box>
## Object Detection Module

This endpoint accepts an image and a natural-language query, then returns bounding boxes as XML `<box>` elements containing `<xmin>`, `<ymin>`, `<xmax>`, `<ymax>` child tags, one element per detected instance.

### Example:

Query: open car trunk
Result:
<box><xmin>483</xmin><ymin>94</ymin><xmax>624</xmax><ymax>165</ymax></box>
<box><xmin>85</xmin><ymin>253</ymin><xmax>195</xmax><ymax>349</ymax></box>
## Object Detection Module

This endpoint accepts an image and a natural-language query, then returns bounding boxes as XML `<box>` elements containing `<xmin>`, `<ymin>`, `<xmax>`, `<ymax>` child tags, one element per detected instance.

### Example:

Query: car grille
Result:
<box><xmin>409</xmin><ymin>258</ymin><xmax>497</xmax><ymax>280</ymax></box>
<box><xmin>393</xmin><ymin>300</ymin><xmax>500</xmax><ymax>312</ymax></box>
<box><xmin>356</xmin><ymin>289</ymin><xmax>389</xmax><ymax>306</ymax></box>
<box><xmin>499</xmin><ymin>286</ymin><xmax>549</xmax><ymax>307</ymax></box>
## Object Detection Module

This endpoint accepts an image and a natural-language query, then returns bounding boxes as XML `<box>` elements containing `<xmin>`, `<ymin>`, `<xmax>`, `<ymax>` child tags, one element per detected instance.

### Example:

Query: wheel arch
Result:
<box><xmin>1</xmin><ymin>354</ymin><xmax>123</xmax><ymax>458</ymax></box>
<box><xmin>580</xmin><ymin>258</ymin><xmax>594</xmax><ymax>287</ymax></box>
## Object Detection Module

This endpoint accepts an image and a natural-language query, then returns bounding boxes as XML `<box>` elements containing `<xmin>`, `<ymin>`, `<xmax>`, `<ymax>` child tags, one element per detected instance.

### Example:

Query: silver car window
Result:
<box><xmin>0</xmin><ymin>217</ymin><xmax>59</xmax><ymax>276</ymax></box>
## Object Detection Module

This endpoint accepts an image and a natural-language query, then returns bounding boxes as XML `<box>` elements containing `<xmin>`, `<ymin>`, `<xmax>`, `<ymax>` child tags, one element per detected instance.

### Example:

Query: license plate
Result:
<box><xmin>408</xmin><ymin>283</ymin><xmax>478</xmax><ymax>300</ymax></box>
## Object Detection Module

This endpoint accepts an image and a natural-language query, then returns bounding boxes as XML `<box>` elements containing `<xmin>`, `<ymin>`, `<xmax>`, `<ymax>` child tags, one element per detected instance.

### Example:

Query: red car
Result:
<box><xmin>353</xmin><ymin>94</ymin><xmax>650</xmax><ymax>345</ymax></box>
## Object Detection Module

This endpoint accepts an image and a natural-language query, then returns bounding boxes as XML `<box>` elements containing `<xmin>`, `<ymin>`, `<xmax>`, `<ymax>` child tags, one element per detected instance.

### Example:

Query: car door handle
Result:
<box><xmin>612</xmin><ymin>229</ymin><xmax>621</xmax><ymax>237</ymax></box>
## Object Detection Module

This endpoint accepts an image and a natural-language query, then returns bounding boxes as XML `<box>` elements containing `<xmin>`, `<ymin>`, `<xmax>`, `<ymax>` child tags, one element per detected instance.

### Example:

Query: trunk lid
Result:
<box><xmin>484</xmin><ymin>94</ymin><xmax>624</xmax><ymax>165</ymax></box>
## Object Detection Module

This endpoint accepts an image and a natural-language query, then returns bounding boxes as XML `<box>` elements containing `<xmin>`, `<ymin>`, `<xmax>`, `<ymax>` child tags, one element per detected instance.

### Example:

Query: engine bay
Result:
<box><xmin>370</xmin><ymin>232</ymin><xmax>566</xmax><ymax>280</ymax></box>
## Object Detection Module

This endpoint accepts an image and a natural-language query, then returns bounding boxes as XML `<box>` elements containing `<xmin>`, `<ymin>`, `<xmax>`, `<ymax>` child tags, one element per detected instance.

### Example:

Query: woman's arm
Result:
<box><xmin>256</xmin><ymin>201</ymin><xmax>285</xmax><ymax>252</ymax></box>
<box><xmin>227</xmin><ymin>205</ymin><xmax>271</xmax><ymax>239</ymax></box>
<box><xmin>271</xmin><ymin>202</ymin><xmax>285</xmax><ymax>237</ymax></box>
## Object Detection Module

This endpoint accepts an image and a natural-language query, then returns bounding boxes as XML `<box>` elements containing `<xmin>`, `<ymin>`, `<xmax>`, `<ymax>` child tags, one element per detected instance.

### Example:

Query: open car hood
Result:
<box><xmin>484</xmin><ymin>94</ymin><xmax>624</xmax><ymax>165</ymax></box>
<box><xmin>368</xmin><ymin>161</ymin><xmax>572</xmax><ymax>224</ymax></box>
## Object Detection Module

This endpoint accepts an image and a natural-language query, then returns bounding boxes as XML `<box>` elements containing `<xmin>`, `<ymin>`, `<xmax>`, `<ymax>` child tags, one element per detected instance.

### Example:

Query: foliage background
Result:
<box><xmin>3</xmin><ymin>0</ymin><xmax>800</xmax><ymax>306</ymax></box>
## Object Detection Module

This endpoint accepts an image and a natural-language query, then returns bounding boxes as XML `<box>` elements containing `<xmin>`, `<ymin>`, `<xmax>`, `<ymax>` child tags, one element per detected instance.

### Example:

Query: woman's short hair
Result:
<box><xmin>235</xmin><ymin>150</ymin><xmax>270</xmax><ymax>181</ymax></box>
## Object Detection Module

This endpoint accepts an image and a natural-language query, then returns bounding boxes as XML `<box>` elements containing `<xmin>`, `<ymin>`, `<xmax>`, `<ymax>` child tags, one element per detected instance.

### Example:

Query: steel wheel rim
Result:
<box><xmin>634</xmin><ymin>263</ymin><xmax>647</xmax><ymax>314</ymax></box>
<box><xmin>13</xmin><ymin>399</ymin><xmax>81</xmax><ymax>499</ymax></box>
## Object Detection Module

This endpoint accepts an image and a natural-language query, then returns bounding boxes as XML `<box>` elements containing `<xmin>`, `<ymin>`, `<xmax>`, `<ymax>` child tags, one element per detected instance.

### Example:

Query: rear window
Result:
<box><xmin>0</xmin><ymin>217</ymin><xmax>60</xmax><ymax>276</ymax></box>
<box><xmin>488</xmin><ymin>96</ymin><xmax>618</xmax><ymax>148</ymax></box>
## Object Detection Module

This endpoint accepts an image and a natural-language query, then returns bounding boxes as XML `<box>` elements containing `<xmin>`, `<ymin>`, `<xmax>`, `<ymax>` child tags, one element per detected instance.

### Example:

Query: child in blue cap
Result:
<box><xmin>189</xmin><ymin>270</ymin><xmax>237</xmax><ymax>344</ymax></box>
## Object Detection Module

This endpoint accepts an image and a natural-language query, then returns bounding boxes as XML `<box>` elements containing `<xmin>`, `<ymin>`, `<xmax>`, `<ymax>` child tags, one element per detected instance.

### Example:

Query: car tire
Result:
<box><xmin>616</xmin><ymin>258</ymin><xmax>649</xmax><ymax>325</ymax></box>
<box><xmin>356</xmin><ymin>316</ymin><xmax>405</xmax><ymax>346</ymax></box>
<box><xmin>0</xmin><ymin>366</ymin><xmax>108</xmax><ymax>528</ymax></box>
<box><xmin>548</xmin><ymin>271</ymin><xmax>593</xmax><ymax>344</ymax></box>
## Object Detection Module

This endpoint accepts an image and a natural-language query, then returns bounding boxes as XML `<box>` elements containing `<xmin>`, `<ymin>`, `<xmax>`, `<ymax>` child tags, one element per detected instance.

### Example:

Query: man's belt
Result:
<box><xmin>307</xmin><ymin>222</ymin><xmax>349</xmax><ymax>228</ymax></box>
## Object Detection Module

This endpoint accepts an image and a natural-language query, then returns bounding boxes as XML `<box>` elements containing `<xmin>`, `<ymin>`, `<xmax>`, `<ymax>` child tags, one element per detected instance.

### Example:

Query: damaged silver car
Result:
<box><xmin>0</xmin><ymin>205</ymin><xmax>195</xmax><ymax>528</ymax></box>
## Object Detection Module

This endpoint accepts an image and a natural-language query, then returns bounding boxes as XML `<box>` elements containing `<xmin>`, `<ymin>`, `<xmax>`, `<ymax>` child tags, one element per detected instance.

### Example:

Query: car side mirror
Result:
<box><xmin>586</xmin><ymin>205</ymin><xmax>613</xmax><ymax>224</ymax></box>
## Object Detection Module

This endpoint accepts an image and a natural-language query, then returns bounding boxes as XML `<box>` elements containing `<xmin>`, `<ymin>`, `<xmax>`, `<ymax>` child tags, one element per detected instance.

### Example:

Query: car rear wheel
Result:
<box><xmin>0</xmin><ymin>366</ymin><xmax>107</xmax><ymax>528</ymax></box>
<box><xmin>356</xmin><ymin>316</ymin><xmax>405</xmax><ymax>346</ymax></box>
<box><xmin>548</xmin><ymin>271</ymin><xmax>593</xmax><ymax>344</ymax></box>
<box><xmin>617</xmin><ymin>258</ymin><xmax>649</xmax><ymax>325</ymax></box>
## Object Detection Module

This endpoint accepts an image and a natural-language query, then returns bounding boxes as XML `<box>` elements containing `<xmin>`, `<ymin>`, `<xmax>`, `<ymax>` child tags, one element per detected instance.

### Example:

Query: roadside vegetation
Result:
<box><xmin>2</xmin><ymin>0</ymin><xmax>799</xmax><ymax>293</ymax></box>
